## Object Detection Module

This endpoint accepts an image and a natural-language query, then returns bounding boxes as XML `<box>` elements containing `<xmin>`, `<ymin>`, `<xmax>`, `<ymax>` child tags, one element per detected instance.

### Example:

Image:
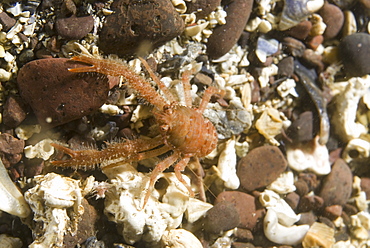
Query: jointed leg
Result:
<box><xmin>197</xmin><ymin>87</ymin><xmax>225</xmax><ymax>114</ymax></box>
<box><xmin>174</xmin><ymin>156</ymin><xmax>194</xmax><ymax>197</ymax></box>
<box><xmin>142</xmin><ymin>152</ymin><xmax>180</xmax><ymax>208</ymax></box>
<box><xmin>181</xmin><ymin>70</ymin><xmax>193</xmax><ymax>107</ymax></box>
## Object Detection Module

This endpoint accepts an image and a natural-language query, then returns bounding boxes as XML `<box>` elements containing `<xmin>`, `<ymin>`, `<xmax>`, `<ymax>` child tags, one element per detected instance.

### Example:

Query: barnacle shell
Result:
<box><xmin>0</xmin><ymin>158</ymin><xmax>30</xmax><ymax>218</ymax></box>
<box><xmin>24</xmin><ymin>173</ymin><xmax>85</xmax><ymax>248</ymax></box>
<box><xmin>161</xmin><ymin>229</ymin><xmax>202</xmax><ymax>248</ymax></box>
<box><xmin>24</xmin><ymin>138</ymin><xmax>55</xmax><ymax>160</ymax></box>
<box><xmin>330</xmin><ymin>75</ymin><xmax>370</xmax><ymax>142</ymax></box>
<box><xmin>302</xmin><ymin>222</ymin><xmax>335</xmax><ymax>248</ymax></box>
<box><xmin>264</xmin><ymin>208</ymin><xmax>309</xmax><ymax>245</ymax></box>
<box><xmin>103</xmin><ymin>164</ymin><xmax>190</xmax><ymax>245</ymax></box>
<box><xmin>342</xmin><ymin>138</ymin><xmax>370</xmax><ymax>163</ymax></box>
<box><xmin>279</xmin><ymin>0</ymin><xmax>324</xmax><ymax>31</ymax></box>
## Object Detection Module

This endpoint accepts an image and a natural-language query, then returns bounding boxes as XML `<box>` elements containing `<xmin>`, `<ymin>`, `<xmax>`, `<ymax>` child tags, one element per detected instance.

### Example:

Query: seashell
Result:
<box><xmin>0</xmin><ymin>158</ymin><xmax>31</xmax><ymax>218</ymax></box>
<box><xmin>302</xmin><ymin>222</ymin><xmax>335</xmax><ymax>248</ymax></box>
<box><xmin>171</xmin><ymin>0</ymin><xmax>187</xmax><ymax>14</ymax></box>
<box><xmin>217</xmin><ymin>136</ymin><xmax>239</xmax><ymax>189</ymax></box>
<box><xmin>279</xmin><ymin>0</ymin><xmax>324</xmax><ymax>31</ymax></box>
<box><xmin>342</xmin><ymin>138</ymin><xmax>370</xmax><ymax>163</ymax></box>
<box><xmin>24</xmin><ymin>138</ymin><xmax>55</xmax><ymax>160</ymax></box>
<box><xmin>161</xmin><ymin>229</ymin><xmax>203</xmax><ymax>248</ymax></box>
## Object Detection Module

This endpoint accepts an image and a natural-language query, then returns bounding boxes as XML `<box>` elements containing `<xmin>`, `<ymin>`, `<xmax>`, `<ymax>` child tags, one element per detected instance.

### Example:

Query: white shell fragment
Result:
<box><xmin>255</xmin><ymin>107</ymin><xmax>283</xmax><ymax>146</ymax></box>
<box><xmin>342</xmin><ymin>138</ymin><xmax>370</xmax><ymax>163</ymax></box>
<box><xmin>102</xmin><ymin>164</ymin><xmax>190</xmax><ymax>245</ymax></box>
<box><xmin>15</xmin><ymin>124</ymin><xmax>41</xmax><ymax>140</ymax></box>
<box><xmin>24</xmin><ymin>139</ymin><xmax>55</xmax><ymax>160</ymax></box>
<box><xmin>161</xmin><ymin>229</ymin><xmax>202</xmax><ymax>248</ymax></box>
<box><xmin>24</xmin><ymin>173</ymin><xmax>86</xmax><ymax>248</ymax></box>
<box><xmin>185</xmin><ymin>198</ymin><xmax>213</xmax><ymax>223</ymax></box>
<box><xmin>267</xmin><ymin>171</ymin><xmax>296</xmax><ymax>194</ymax></box>
<box><xmin>330</xmin><ymin>75</ymin><xmax>370</xmax><ymax>142</ymax></box>
<box><xmin>286</xmin><ymin>136</ymin><xmax>331</xmax><ymax>175</ymax></box>
<box><xmin>264</xmin><ymin>208</ymin><xmax>309</xmax><ymax>245</ymax></box>
<box><xmin>0</xmin><ymin>158</ymin><xmax>30</xmax><ymax>218</ymax></box>
<box><xmin>217</xmin><ymin>137</ymin><xmax>240</xmax><ymax>189</ymax></box>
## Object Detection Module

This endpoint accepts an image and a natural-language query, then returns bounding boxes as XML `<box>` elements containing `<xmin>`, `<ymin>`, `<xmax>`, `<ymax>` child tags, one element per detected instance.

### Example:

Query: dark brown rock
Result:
<box><xmin>0</xmin><ymin>133</ymin><xmax>24</xmax><ymax>168</ymax></box>
<box><xmin>207</xmin><ymin>0</ymin><xmax>253</xmax><ymax>59</ymax></box>
<box><xmin>99</xmin><ymin>0</ymin><xmax>184</xmax><ymax>57</ymax></box>
<box><xmin>0</xmin><ymin>12</ymin><xmax>16</xmax><ymax>32</ymax></box>
<box><xmin>360</xmin><ymin>177</ymin><xmax>370</xmax><ymax>200</ymax></box>
<box><xmin>2</xmin><ymin>95</ymin><xmax>27</xmax><ymax>128</ymax></box>
<box><xmin>319</xmin><ymin>159</ymin><xmax>352</xmax><ymax>206</ymax></box>
<box><xmin>17</xmin><ymin>58</ymin><xmax>109</xmax><ymax>128</ymax></box>
<box><xmin>284</xmin><ymin>20</ymin><xmax>312</xmax><ymax>40</ymax></box>
<box><xmin>285</xmin><ymin>192</ymin><xmax>300</xmax><ymax>210</ymax></box>
<box><xmin>277</xmin><ymin>56</ymin><xmax>294</xmax><ymax>77</ymax></box>
<box><xmin>215</xmin><ymin>191</ymin><xmax>264</xmax><ymax>231</ymax></box>
<box><xmin>282</xmin><ymin>37</ymin><xmax>306</xmax><ymax>57</ymax></box>
<box><xmin>298</xmin><ymin>195</ymin><xmax>324</xmax><ymax>212</ymax></box>
<box><xmin>296</xmin><ymin>211</ymin><xmax>317</xmax><ymax>225</ymax></box>
<box><xmin>204</xmin><ymin>201</ymin><xmax>240</xmax><ymax>233</ymax></box>
<box><xmin>186</xmin><ymin>0</ymin><xmax>221</xmax><ymax>19</ymax></box>
<box><xmin>237</xmin><ymin>146</ymin><xmax>288</xmax><ymax>192</ymax></box>
<box><xmin>287</xmin><ymin>111</ymin><xmax>314</xmax><ymax>143</ymax></box>
<box><xmin>324</xmin><ymin>205</ymin><xmax>343</xmax><ymax>220</ymax></box>
<box><xmin>24</xmin><ymin>159</ymin><xmax>44</xmax><ymax>178</ymax></box>
<box><xmin>339</xmin><ymin>33</ymin><xmax>370</xmax><ymax>77</ymax></box>
<box><xmin>306</xmin><ymin>35</ymin><xmax>324</xmax><ymax>50</ymax></box>
<box><xmin>55</xmin><ymin>15</ymin><xmax>94</xmax><ymax>40</ymax></box>
<box><xmin>319</xmin><ymin>2</ymin><xmax>344</xmax><ymax>39</ymax></box>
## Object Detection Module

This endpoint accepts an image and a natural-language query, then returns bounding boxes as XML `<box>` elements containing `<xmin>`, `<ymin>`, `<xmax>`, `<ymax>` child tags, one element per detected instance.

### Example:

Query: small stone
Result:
<box><xmin>287</xmin><ymin>111</ymin><xmax>314</xmax><ymax>143</ymax></box>
<box><xmin>282</xmin><ymin>37</ymin><xmax>306</xmax><ymax>57</ymax></box>
<box><xmin>24</xmin><ymin>159</ymin><xmax>44</xmax><ymax>178</ymax></box>
<box><xmin>359</xmin><ymin>0</ymin><xmax>370</xmax><ymax>8</ymax></box>
<box><xmin>298</xmin><ymin>195</ymin><xmax>324</xmax><ymax>212</ymax></box>
<box><xmin>319</xmin><ymin>2</ymin><xmax>344</xmax><ymax>40</ymax></box>
<box><xmin>294</xmin><ymin>179</ymin><xmax>310</xmax><ymax>196</ymax></box>
<box><xmin>0</xmin><ymin>12</ymin><xmax>16</xmax><ymax>32</ymax></box>
<box><xmin>215</xmin><ymin>191</ymin><xmax>264</xmax><ymax>230</ymax></box>
<box><xmin>277</xmin><ymin>56</ymin><xmax>294</xmax><ymax>77</ymax></box>
<box><xmin>284</xmin><ymin>20</ymin><xmax>312</xmax><ymax>40</ymax></box>
<box><xmin>302</xmin><ymin>49</ymin><xmax>324</xmax><ymax>72</ymax></box>
<box><xmin>232</xmin><ymin>242</ymin><xmax>256</xmax><ymax>248</ymax></box>
<box><xmin>99</xmin><ymin>0</ymin><xmax>185</xmax><ymax>56</ymax></box>
<box><xmin>285</xmin><ymin>192</ymin><xmax>300</xmax><ymax>211</ymax></box>
<box><xmin>360</xmin><ymin>177</ymin><xmax>370</xmax><ymax>200</ymax></box>
<box><xmin>17</xmin><ymin>58</ymin><xmax>109</xmax><ymax>128</ymax></box>
<box><xmin>306</xmin><ymin>35</ymin><xmax>324</xmax><ymax>50</ymax></box>
<box><xmin>0</xmin><ymin>133</ymin><xmax>25</xmax><ymax>168</ymax></box>
<box><xmin>234</xmin><ymin>228</ymin><xmax>254</xmax><ymax>242</ymax></box>
<box><xmin>297</xmin><ymin>211</ymin><xmax>317</xmax><ymax>226</ymax></box>
<box><xmin>2</xmin><ymin>95</ymin><xmax>27</xmax><ymax>128</ymax></box>
<box><xmin>207</xmin><ymin>0</ymin><xmax>253</xmax><ymax>59</ymax></box>
<box><xmin>237</xmin><ymin>146</ymin><xmax>288</xmax><ymax>192</ymax></box>
<box><xmin>204</xmin><ymin>201</ymin><xmax>240</xmax><ymax>233</ymax></box>
<box><xmin>55</xmin><ymin>15</ymin><xmax>94</xmax><ymax>40</ymax></box>
<box><xmin>319</xmin><ymin>159</ymin><xmax>352</xmax><ymax>206</ymax></box>
<box><xmin>186</xmin><ymin>0</ymin><xmax>221</xmax><ymax>19</ymax></box>
<box><xmin>338</xmin><ymin>33</ymin><xmax>370</xmax><ymax>77</ymax></box>
<box><xmin>323</xmin><ymin>205</ymin><xmax>343</xmax><ymax>220</ymax></box>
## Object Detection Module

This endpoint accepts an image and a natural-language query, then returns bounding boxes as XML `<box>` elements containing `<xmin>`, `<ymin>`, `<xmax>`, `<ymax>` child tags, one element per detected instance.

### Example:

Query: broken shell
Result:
<box><xmin>264</xmin><ymin>208</ymin><xmax>309</xmax><ymax>245</ymax></box>
<box><xmin>302</xmin><ymin>222</ymin><xmax>335</xmax><ymax>248</ymax></box>
<box><xmin>309</xmin><ymin>13</ymin><xmax>327</xmax><ymax>36</ymax></box>
<box><xmin>286</xmin><ymin>136</ymin><xmax>331</xmax><ymax>175</ymax></box>
<box><xmin>0</xmin><ymin>158</ymin><xmax>30</xmax><ymax>218</ymax></box>
<box><xmin>15</xmin><ymin>124</ymin><xmax>41</xmax><ymax>140</ymax></box>
<box><xmin>24</xmin><ymin>173</ymin><xmax>85</xmax><ymax>247</ymax></box>
<box><xmin>171</xmin><ymin>0</ymin><xmax>187</xmax><ymax>14</ymax></box>
<box><xmin>330</xmin><ymin>75</ymin><xmax>370</xmax><ymax>142</ymax></box>
<box><xmin>267</xmin><ymin>171</ymin><xmax>296</xmax><ymax>194</ymax></box>
<box><xmin>255</xmin><ymin>107</ymin><xmax>283</xmax><ymax>146</ymax></box>
<box><xmin>217</xmin><ymin>137</ymin><xmax>240</xmax><ymax>189</ymax></box>
<box><xmin>279</xmin><ymin>0</ymin><xmax>324</xmax><ymax>31</ymax></box>
<box><xmin>184</xmin><ymin>21</ymin><xmax>209</xmax><ymax>37</ymax></box>
<box><xmin>24</xmin><ymin>138</ymin><xmax>55</xmax><ymax>160</ymax></box>
<box><xmin>342</xmin><ymin>138</ymin><xmax>370</xmax><ymax>163</ymax></box>
<box><xmin>161</xmin><ymin>229</ymin><xmax>202</xmax><ymax>248</ymax></box>
<box><xmin>185</xmin><ymin>198</ymin><xmax>213</xmax><ymax>223</ymax></box>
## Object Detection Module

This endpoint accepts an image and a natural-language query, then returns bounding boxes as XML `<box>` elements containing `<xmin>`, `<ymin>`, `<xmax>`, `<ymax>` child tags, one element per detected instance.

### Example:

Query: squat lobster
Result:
<box><xmin>51</xmin><ymin>55</ymin><xmax>223</xmax><ymax>208</ymax></box>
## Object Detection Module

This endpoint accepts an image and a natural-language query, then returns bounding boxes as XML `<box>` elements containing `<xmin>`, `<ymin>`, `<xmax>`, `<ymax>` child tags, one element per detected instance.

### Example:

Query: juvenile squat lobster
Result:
<box><xmin>51</xmin><ymin>55</ymin><xmax>223</xmax><ymax>207</ymax></box>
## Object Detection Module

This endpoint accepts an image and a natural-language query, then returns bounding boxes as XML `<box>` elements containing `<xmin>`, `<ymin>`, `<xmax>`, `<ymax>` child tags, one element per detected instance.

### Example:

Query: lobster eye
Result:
<box><xmin>160</xmin><ymin>124</ymin><xmax>169</xmax><ymax>132</ymax></box>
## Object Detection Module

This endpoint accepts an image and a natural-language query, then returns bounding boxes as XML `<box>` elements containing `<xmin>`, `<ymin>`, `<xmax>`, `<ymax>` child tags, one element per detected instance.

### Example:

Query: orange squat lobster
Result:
<box><xmin>51</xmin><ymin>55</ymin><xmax>223</xmax><ymax>208</ymax></box>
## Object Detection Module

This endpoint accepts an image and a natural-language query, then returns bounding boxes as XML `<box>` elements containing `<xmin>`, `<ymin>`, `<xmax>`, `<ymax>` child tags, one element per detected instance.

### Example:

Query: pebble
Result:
<box><xmin>282</xmin><ymin>37</ymin><xmax>306</xmax><ymax>57</ymax></box>
<box><xmin>297</xmin><ymin>211</ymin><xmax>317</xmax><ymax>226</ymax></box>
<box><xmin>319</xmin><ymin>2</ymin><xmax>344</xmax><ymax>40</ymax></box>
<box><xmin>331</xmin><ymin>0</ymin><xmax>357</xmax><ymax>9</ymax></box>
<box><xmin>287</xmin><ymin>111</ymin><xmax>314</xmax><ymax>143</ymax></box>
<box><xmin>338</xmin><ymin>32</ymin><xmax>370</xmax><ymax>77</ymax></box>
<box><xmin>186</xmin><ymin>0</ymin><xmax>221</xmax><ymax>19</ymax></box>
<box><xmin>17</xmin><ymin>58</ymin><xmax>109</xmax><ymax>128</ymax></box>
<box><xmin>277</xmin><ymin>56</ymin><xmax>294</xmax><ymax>77</ymax></box>
<box><xmin>323</xmin><ymin>205</ymin><xmax>343</xmax><ymax>220</ymax></box>
<box><xmin>319</xmin><ymin>159</ymin><xmax>353</xmax><ymax>206</ymax></box>
<box><xmin>237</xmin><ymin>146</ymin><xmax>287</xmax><ymax>192</ymax></box>
<box><xmin>306</xmin><ymin>35</ymin><xmax>324</xmax><ymax>50</ymax></box>
<box><xmin>360</xmin><ymin>177</ymin><xmax>370</xmax><ymax>200</ymax></box>
<box><xmin>2</xmin><ymin>95</ymin><xmax>27</xmax><ymax>128</ymax></box>
<box><xmin>24</xmin><ymin>159</ymin><xmax>44</xmax><ymax>178</ymax></box>
<box><xmin>206</xmin><ymin>0</ymin><xmax>253</xmax><ymax>59</ymax></box>
<box><xmin>285</xmin><ymin>192</ymin><xmax>300</xmax><ymax>210</ymax></box>
<box><xmin>284</xmin><ymin>20</ymin><xmax>312</xmax><ymax>40</ymax></box>
<box><xmin>297</xmin><ymin>195</ymin><xmax>324</xmax><ymax>212</ymax></box>
<box><xmin>215</xmin><ymin>191</ymin><xmax>264</xmax><ymax>230</ymax></box>
<box><xmin>204</xmin><ymin>201</ymin><xmax>240</xmax><ymax>233</ymax></box>
<box><xmin>55</xmin><ymin>15</ymin><xmax>94</xmax><ymax>40</ymax></box>
<box><xmin>0</xmin><ymin>12</ymin><xmax>16</xmax><ymax>32</ymax></box>
<box><xmin>99</xmin><ymin>0</ymin><xmax>185</xmax><ymax>56</ymax></box>
<box><xmin>0</xmin><ymin>133</ymin><xmax>24</xmax><ymax>168</ymax></box>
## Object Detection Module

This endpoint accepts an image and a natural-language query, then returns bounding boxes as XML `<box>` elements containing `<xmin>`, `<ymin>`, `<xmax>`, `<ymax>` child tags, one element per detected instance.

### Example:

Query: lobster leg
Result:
<box><xmin>174</xmin><ymin>156</ymin><xmax>194</xmax><ymax>197</ymax></box>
